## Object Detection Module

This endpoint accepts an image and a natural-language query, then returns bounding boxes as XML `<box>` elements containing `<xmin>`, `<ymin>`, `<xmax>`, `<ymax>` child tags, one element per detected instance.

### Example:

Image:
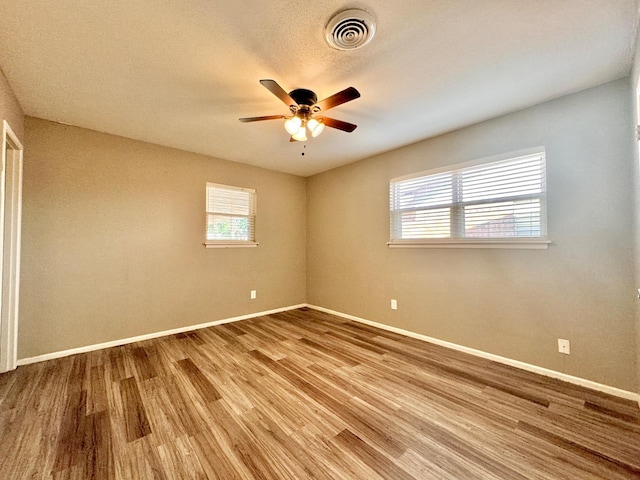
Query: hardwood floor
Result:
<box><xmin>1</xmin><ymin>307</ymin><xmax>639</xmax><ymax>479</ymax></box>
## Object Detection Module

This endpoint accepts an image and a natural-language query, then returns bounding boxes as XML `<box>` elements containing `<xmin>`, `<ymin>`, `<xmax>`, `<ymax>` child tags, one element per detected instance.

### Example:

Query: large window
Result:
<box><xmin>389</xmin><ymin>148</ymin><xmax>549</xmax><ymax>248</ymax></box>
<box><xmin>205</xmin><ymin>183</ymin><xmax>257</xmax><ymax>248</ymax></box>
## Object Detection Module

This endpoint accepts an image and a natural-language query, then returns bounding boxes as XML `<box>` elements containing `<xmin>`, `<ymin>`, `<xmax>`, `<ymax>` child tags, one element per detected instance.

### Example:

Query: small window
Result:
<box><xmin>389</xmin><ymin>148</ymin><xmax>549</xmax><ymax>249</ymax></box>
<box><xmin>205</xmin><ymin>183</ymin><xmax>257</xmax><ymax>248</ymax></box>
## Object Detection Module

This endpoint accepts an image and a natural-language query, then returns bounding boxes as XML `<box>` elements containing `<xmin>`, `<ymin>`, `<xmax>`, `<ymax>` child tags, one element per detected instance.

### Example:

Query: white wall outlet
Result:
<box><xmin>390</xmin><ymin>299</ymin><xmax>398</xmax><ymax>310</ymax></box>
<box><xmin>557</xmin><ymin>338</ymin><xmax>570</xmax><ymax>355</ymax></box>
<box><xmin>250</xmin><ymin>290</ymin><xmax>257</xmax><ymax>299</ymax></box>
<box><xmin>637</xmin><ymin>288</ymin><xmax>640</xmax><ymax>299</ymax></box>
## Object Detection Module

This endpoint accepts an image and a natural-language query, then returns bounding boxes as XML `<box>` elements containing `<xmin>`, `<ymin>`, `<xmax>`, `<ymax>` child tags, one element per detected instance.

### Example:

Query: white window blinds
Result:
<box><xmin>206</xmin><ymin>183</ymin><xmax>256</xmax><ymax>244</ymax></box>
<box><xmin>390</xmin><ymin>149</ymin><xmax>547</xmax><ymax>245</ymax></box>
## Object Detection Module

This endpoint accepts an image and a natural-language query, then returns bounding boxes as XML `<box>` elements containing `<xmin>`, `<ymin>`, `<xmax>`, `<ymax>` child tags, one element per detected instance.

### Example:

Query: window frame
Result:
<box><xmin>204</xmin><ymin>182</ymin><xmax>258</xmax><ymax>248</ymax></box>
<box><xmin>388</xmin><ymin>147</ymin><xmax>551</xmax><ymax>249</ymax></box>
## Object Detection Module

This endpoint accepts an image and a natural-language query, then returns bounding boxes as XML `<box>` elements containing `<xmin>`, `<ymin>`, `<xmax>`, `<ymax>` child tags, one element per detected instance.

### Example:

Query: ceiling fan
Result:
<box><xmin>239</xmin><ymin>79</ymin><xmax>360</xmax><ymax>142</ymax></box>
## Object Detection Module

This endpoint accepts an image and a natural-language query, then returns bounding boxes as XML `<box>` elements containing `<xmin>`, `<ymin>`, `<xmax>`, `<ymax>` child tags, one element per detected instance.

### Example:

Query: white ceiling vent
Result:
<box><xmin>325</xmin><ymin>9</ymin><xmax>376</xmax><ymax>51</ymax></box>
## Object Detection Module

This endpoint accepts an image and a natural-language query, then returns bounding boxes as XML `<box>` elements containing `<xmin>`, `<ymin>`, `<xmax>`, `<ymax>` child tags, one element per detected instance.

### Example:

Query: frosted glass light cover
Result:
<box><xmin>284</xmin><ymin>116</ymin><xmax>302</xmax><ymax>135</ymax></box>
<box><xmin>292</xmin><ymin>125</ymin><xmax>308</xmax><ymax>141</ymax></box>
<box><xmin>308</xmin><ymin>118</ymin><xmax>325</xmax><ymax>137</ymax></box>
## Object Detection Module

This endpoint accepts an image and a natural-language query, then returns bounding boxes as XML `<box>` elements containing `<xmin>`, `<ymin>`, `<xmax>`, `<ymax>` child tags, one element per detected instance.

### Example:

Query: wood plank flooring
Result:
<box><xmin>1</xmin><ymin>307</ymin><xmax>639</xmax><ymax>479</ymax></box>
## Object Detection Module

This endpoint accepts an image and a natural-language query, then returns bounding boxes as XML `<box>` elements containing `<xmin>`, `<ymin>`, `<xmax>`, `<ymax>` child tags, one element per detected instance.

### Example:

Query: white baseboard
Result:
<box><xmin>17</xmin><ymin>304</ymin><xmax>306</xmax><ymax>366</ymax></box>
<box><xmin>307</xmin><ymin>304</ymin><xmax>640</xmax><ymax>404</ymax></box>
<box><xmin>16</xmin><ymin>302</ymin><xmax>640</xmax><ymax>405</ymax></box>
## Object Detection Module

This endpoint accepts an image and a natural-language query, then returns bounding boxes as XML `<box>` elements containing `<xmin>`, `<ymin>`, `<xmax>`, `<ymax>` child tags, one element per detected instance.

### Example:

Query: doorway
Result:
<box><xmin>0</xmin><ymin>120</ymin><xmax>23</xmax><ymax>372</ymax></box>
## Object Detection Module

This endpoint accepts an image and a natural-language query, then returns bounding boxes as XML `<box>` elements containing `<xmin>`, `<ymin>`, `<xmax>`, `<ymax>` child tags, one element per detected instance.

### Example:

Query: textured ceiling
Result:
<box><xmin>0</xmin><ymin>1</ymin><xmax>637</xmax><ymax>176</ymax></box>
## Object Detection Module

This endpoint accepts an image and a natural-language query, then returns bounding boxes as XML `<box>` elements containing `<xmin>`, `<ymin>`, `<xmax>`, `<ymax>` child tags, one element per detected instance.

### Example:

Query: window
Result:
<box><xmin>205</xmin><ymin>183</ymin><xmax>257</xmax><ymax>248</ymax></box>
<box><xmin>389</xmin><ymin>148</ymin><xmax>549</xmax><ymax>249</ymax></box>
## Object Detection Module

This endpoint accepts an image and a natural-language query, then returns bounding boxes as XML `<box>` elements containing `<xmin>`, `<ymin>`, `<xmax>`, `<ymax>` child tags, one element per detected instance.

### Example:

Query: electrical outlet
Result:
<box><xmin>250</xmin><ymin>290</ymin><xmax>257</xmax><ymax>300</ymax></box>
<box><xmin>558</xmin><ymin>338</ymin><xmax>570</xmax><ymax>355</ymax></box>
<box><xmin>390</xmin><ymin>299</ymin><xmax>398</xmax><ymax>310</ymax></box>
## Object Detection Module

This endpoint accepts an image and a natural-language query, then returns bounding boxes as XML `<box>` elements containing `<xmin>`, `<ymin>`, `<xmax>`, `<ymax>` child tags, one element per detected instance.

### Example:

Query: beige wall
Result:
<box><xmin>0</xmin><ymin>67</ymin><xmax>24</xmax><ymax>143</ymax></box>
<box><xmin>19</xmin><ymin>117</ymin><xmax>306</xmax><ymax>359</ymax></box>
<box><xmin>307</xmin><ymin>78</ymin><xmax>637</xmax><ymax>392</ymax></box>
<box><xmin>632</xmin><ymin>17</ymin><xmax>640</xmax><ymax>398</ymax></box>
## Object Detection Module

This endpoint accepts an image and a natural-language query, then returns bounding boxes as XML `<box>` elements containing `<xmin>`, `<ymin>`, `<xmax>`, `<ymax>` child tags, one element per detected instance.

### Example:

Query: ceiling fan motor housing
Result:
<box><xmin>325</xmin><ymin>9</ymin><xmax>376</xmax><ymax>50</ymax></box>
<box><xmin>289</xmin><ymin>88</ymin><xmax>318</xmax><ymax>108</ymax></box>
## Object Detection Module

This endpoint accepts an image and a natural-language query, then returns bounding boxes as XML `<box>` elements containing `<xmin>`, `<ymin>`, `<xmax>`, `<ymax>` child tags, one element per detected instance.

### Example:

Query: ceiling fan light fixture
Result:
<box><xmin>307</xmin><ymin>118</ymin><xmax>325</xmax><ymax>137</ymax></box>
<box><xmin>284</xmin><ymin>116</ymin><xmax>302</xmax><ymax>135</ymax></box>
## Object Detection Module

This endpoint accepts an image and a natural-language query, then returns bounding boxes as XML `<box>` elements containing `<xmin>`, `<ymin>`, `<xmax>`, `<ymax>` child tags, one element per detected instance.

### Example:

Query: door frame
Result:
<box><xmin>0</xmin><ymin>120</ymin><xmax>23</xmax><ymax>373</ymax></box>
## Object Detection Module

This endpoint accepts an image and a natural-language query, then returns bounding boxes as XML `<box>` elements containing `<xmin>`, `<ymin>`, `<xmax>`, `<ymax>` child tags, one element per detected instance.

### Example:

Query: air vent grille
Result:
<box><xmin>325</xmin><ymin>9</ymin><xmax>376</xmax><ymax>51</ymax></box>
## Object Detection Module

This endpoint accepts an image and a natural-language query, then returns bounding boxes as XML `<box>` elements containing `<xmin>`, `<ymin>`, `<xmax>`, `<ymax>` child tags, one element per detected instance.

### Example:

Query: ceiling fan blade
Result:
<box><xmin>239</xmin><ymin>115</ymin><xmax>285</xmax><ymax>123</ymax></box>
<box><xmin>259</xmin><ymin>79</ymin><xmax>297</xmax><ymax>107</ymax></box>
<box><xmin>318</xmin><ymin>117</ymin><xmax>358</xmax><ymax>133</ymax></box>
<box><xmin>316</xmin><ymin>87</ymin><xmax>360</xmax><ymax>112</ymax></box>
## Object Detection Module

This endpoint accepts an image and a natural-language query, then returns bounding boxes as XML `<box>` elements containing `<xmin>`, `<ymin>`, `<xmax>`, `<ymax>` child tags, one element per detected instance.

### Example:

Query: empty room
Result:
<box><xmin>0</xmin><ymin>1</ymin><xmax>639</xmax><ymax>479</ymax></box>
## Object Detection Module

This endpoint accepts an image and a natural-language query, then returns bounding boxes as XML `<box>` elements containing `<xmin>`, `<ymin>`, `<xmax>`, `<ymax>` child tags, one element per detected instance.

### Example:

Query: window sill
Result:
<box><xmin>387</xmin><ymin>239</ymin><xmax>551</xmax><ymax>249</ymax></box>
<box><xmin>204</xmin><ymin>242</ymin><xmax>258</xmax><ymax>249</ymax></box>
